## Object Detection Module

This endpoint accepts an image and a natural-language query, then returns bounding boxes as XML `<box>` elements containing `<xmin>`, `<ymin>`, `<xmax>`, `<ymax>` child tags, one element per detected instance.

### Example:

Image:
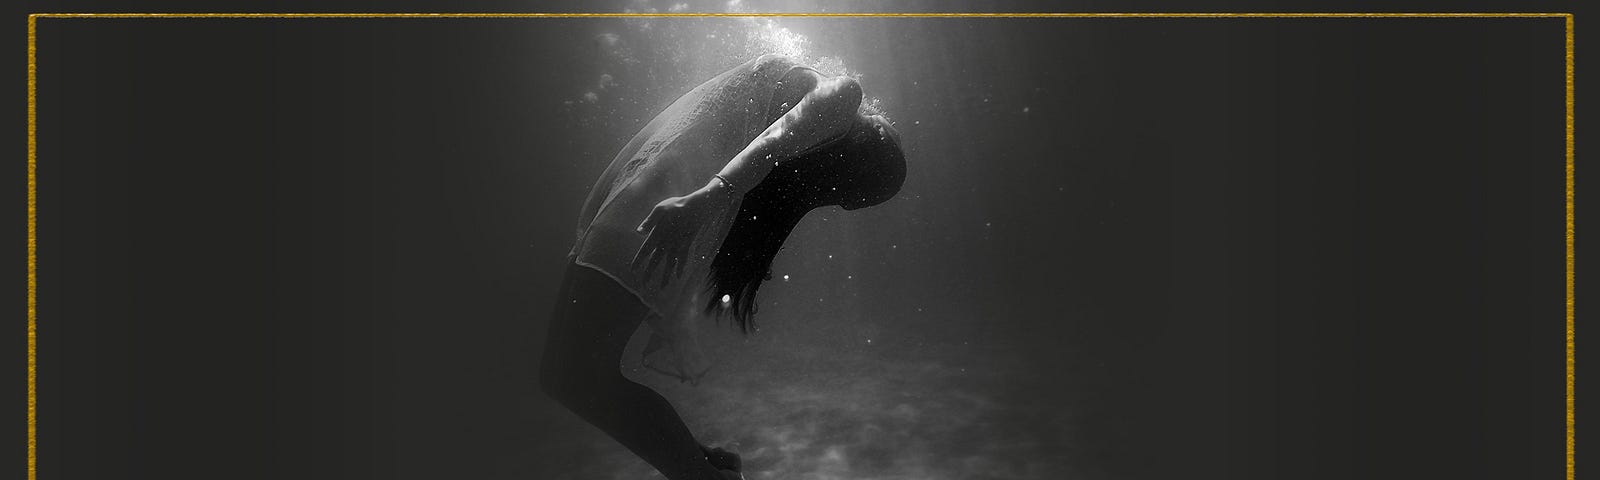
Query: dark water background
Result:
<box><xmin>32</xmin><ymin>5</ymin><xmax>1568</xmax><ymax>480</ymax></box>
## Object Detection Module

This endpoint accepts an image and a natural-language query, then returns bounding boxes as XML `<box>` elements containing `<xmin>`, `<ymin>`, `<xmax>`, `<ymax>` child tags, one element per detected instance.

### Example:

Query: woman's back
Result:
<box><xmin>569</xmin><ymin>54</ymin><xmax>813</xmax><ymax>321</ymax></box>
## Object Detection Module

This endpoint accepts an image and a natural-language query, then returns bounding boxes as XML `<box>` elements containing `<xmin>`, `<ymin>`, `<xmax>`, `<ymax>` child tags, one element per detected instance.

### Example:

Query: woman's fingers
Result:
<box><xmin>632</xmin><ymin>204</ymin><xmax>673</xmax><ymax>271</ymax></box>
<box><xmin>644</xmin><ymin>230</ymin><xmax>672</xmax><ymax>278</ymax></box>
<box><xmin>633</xmin><ymin>236</ymin><xmax>670</xmax><ymax>280</ymax></box>
<box><xmin>637</xmin><ymin>208</ymin><xmax>661</xmax><ymax>234</ymax></box>
<box><xmin>671</xmin><ymin>227</ymin><xmax>704</xmax><ymax>281</ymax></box>
<box><xmin>630</xmin><ymin>204</ymin><xmax>703</xmax><ymax>284</ymax></box>
<box><xmin>644</xmin><ymin>245</ymin><xmax>665</xmax><ymax>278</ymax></box>
<box><xmin>630</xmin><ymin>230</ymin><xmax>658</xmax><ymax>271</ymax></box>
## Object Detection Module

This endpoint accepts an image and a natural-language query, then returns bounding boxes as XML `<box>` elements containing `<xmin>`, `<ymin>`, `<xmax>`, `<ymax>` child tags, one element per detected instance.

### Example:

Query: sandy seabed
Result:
<box><xmin>500</xmin><ymin>341</ymin><xmax>1092</xmax><ymax>480</ymax></box>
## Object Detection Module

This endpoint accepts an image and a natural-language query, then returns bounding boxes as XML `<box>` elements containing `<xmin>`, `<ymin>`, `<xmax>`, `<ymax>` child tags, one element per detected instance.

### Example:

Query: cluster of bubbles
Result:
<box><xmin>564</xmin><ymin>0</ymin><xmax>888</xmax><ymax>135</ymax></box>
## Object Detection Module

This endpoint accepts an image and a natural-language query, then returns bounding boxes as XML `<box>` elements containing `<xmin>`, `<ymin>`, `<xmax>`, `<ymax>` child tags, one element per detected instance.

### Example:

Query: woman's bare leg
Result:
<box><xmin>539</xmin><ymin>263</ymin><xmax>727</xmax><ymax>480</ymax></box>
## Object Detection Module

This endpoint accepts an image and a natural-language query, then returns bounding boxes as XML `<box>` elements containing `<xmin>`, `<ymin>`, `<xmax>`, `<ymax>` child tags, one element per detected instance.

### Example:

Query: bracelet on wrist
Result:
<box><xmin>711</xmin><ymin>174</ymin><xmax>737</xmax><ymax>194</ymax></box>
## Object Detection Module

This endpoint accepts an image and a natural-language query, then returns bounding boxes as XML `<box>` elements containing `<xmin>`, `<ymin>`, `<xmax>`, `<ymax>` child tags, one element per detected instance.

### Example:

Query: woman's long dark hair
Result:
<box><xmin>703</xmin><ymin>116</ymin><xmax>906</xmax><ymax>332</ymax></box>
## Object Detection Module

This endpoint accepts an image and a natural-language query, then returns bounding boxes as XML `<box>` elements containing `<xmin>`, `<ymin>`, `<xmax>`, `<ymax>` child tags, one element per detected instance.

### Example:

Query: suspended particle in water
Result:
<box><xmin>720</xmin><ymin>294</ymin><xmax>731</xmax><ymax>305</ymax></box>
<box><xmin>782</xmin><ymin>275</ymin><xmax>790</xmax><ymax>281</ymax></box>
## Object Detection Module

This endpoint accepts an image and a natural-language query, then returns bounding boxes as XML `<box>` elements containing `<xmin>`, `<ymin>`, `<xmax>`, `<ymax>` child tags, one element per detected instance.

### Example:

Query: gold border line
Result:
<box><xmin>20</xmin><ymin>12</ymin><xmax>1580</xmax><ymax>19</ymax></box>
<box><xmin>23</xmin><ymin>12</ymin><xmax>1575</xmax><ymax>480</ymax></box>
<box><xmin>1566</xmin><ymin>13</ymin><xmax>1577</xmax><ymax>480</ymax></box>
<box><xmin>26</xmin><ymin>12</ymin><xmax>36</xmax><ymax>480</ymax></box>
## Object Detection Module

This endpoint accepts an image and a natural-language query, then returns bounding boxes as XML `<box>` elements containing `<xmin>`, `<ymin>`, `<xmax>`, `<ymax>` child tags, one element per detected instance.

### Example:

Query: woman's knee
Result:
<box><xmin>540</xmin><ymin>364</ymin><xmax>637</xmax><ymax>418</ymax></box>
<box><xmin>539</xmin><ymin>264</ymin><xmax>647</xmax><ymax>404</ymax></box>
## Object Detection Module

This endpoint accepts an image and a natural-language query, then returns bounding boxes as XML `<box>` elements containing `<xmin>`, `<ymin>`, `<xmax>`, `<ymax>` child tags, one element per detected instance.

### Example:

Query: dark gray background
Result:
<box><xmin>3</xmin><ymin>1</ymin><xmax>1584</xmax><ymax>479</ymax></box>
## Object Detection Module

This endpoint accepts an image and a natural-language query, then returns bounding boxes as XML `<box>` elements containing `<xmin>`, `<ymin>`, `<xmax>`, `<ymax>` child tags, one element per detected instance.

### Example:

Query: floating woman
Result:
<box><xmin>539</xmin><ymin>54</ymin><xmax>907</xmax><ymax>480</ymax></box>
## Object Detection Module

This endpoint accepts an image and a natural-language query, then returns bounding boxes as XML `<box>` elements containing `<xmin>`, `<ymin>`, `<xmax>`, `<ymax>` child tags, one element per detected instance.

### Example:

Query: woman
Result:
<box><xmin>539</xmin><ymin>54</ymin><xmax>907</xmax><ymax>480</ymax></box>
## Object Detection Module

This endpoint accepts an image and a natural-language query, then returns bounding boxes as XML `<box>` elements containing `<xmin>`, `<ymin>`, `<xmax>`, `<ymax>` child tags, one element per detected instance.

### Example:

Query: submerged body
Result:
<box><xmin>541</xmin><ymin>54</ymin><xmax>905</xmax><ymax>480</ymax></box>
<box><xmin>569</xmin><ymin>54</ymin><xmax>825</xmax><ymax>380</ymax></box>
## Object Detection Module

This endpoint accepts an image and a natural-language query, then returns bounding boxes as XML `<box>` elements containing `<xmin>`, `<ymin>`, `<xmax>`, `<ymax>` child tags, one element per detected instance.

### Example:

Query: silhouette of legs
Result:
<box><xmin>539</xmin><ymin>263</ymin><xmax>731</xmax><ymax>480</ymax></box>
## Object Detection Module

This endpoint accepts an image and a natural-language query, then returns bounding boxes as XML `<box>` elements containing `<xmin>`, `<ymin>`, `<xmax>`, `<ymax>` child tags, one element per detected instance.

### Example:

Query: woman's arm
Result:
<box><xmin>714</xmin><ymin>75</ymin><xmax>864</xmax><ymax>195</ymax></box>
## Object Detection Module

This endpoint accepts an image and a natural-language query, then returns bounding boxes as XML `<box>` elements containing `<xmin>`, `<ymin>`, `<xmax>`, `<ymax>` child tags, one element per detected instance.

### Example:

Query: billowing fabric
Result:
<box><xmin>567</xmin><ymin>54</ymin><xmax>813</xmax><ymax>380</ymax></box>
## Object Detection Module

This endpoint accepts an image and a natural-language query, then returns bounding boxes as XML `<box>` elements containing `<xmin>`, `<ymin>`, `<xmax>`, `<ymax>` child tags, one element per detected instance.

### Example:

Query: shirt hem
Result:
<box><xmin>572</xmin><ymin>258</ymin><xmax>665</xmax><ymax>320</ymax></box>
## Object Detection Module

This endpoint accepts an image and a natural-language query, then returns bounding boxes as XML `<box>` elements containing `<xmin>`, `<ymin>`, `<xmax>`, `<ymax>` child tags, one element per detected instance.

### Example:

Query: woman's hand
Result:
<box><xmin>631</xmin><ymin>178</ymin><xmax>738</xmax><ymax>287</ymax></box>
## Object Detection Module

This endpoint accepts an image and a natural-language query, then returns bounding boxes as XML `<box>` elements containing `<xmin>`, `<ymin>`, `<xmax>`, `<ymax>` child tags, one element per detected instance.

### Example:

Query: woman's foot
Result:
<box><xmin>702</xmin><ymin>445</ymin><xmax>742</xmax><ymax>473</ymax></box>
